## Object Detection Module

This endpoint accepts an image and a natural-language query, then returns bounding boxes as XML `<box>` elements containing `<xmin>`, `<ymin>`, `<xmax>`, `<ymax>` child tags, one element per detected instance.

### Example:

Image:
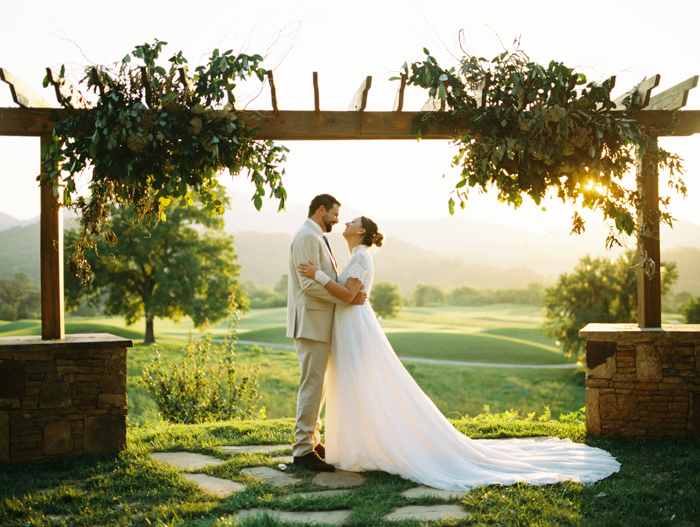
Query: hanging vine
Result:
<box><xmin>401</xmin><ymin>46</ymin><xmax>686</xmax><ymax>259</ymax></box>
<box><xmin>42</xmin><ymin>40</ymin><xmax>288</xmax><ymax>284</ymax></box>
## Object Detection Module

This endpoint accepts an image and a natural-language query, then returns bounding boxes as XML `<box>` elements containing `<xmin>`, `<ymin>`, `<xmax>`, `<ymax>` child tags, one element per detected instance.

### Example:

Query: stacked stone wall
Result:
<box><xmin>581</xmin><ymin>324</ymin><xmax>700</xmax><ymax>439</ymax></box>
<box><xmin>0</xmin><ymin>334</ymin><xmax>132</xmax><ymax>464</ymax></box>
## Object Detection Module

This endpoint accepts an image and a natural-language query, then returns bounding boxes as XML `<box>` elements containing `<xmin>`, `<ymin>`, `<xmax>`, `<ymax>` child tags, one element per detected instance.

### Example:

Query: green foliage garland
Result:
<box><xmin>402</xmin><ymin>47</ymin><xmax>686</xmax><ymax>252</ymax></box>
<box><xmin>43</xmin><ymin>40</ymin><xmax>288</xmax><ymax>284</ymax></box>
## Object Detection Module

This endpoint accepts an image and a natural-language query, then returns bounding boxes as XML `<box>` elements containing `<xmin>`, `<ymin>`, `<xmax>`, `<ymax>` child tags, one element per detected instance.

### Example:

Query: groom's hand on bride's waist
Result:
<box><xmin>349</xmin><ymin>290</ymin><xmax>367</xmax><ymax>305</ymax></box>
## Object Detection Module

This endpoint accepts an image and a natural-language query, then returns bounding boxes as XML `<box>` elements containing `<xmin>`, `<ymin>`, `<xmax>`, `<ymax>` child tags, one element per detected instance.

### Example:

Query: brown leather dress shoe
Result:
<box><xmin>293</xmin><ymin>451</ymin><xmax>335</xmax><ymax>472</ymax></box>
<box><xmin>314</xmin><ymin>443</ymin><xmax>326</xmax><ymax>459</ymax></box>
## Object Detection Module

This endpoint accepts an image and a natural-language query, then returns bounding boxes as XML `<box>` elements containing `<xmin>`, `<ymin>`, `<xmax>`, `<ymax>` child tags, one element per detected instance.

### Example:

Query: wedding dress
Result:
<box><xmin>324</xmin><ymin>245</ymin><xmax>620</xmax><ymax>491</ymax></box>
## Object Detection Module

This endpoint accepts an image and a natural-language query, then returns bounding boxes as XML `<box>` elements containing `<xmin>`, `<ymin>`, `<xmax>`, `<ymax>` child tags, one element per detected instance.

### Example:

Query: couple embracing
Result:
<box><xmin>287</xmin><ymin>194</ymin><xmax>620</xmax><ymax>491</ymax></box>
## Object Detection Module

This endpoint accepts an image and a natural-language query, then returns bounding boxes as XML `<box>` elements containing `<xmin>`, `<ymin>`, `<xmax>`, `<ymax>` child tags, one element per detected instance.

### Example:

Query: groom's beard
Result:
<box><xmin>324</xmin><ymin>221</ymin><xmax>334</xmax><ymax>232</ymax></box>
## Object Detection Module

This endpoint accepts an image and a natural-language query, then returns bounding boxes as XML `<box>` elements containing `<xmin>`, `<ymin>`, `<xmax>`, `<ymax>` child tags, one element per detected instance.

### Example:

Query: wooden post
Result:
<box><xmin>40</xmin><ymin>135</ymin><xmax>65</xmax><ymax>339</ymax></box>
<box><xmin>636</xmin><ymin>136</ymin><xmax>662</xmax><ymax>328</ymax></box>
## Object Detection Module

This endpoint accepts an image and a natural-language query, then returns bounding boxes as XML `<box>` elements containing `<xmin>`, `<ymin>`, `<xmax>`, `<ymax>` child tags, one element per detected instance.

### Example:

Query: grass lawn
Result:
<box><xmin>0</xmin><ymin>306</ymin><xmax>585</xmax><ymax>423</ymax></box>
<box><xmin>1</xmin><ymin>418</ymin><xmax>698</xmax><ymax>526</ymax></box>
<box><xmin>127</xmin><ymin>339</ymin><xmax>584</xmax><ymax>425</ymax></box>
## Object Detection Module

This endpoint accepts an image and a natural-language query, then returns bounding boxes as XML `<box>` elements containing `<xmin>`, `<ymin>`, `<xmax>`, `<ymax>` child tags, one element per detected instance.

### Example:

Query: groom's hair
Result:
<box><xmin>308</xmin><ymin>194</ymin><xmax>341</xmax><ymax>217</ymax></box>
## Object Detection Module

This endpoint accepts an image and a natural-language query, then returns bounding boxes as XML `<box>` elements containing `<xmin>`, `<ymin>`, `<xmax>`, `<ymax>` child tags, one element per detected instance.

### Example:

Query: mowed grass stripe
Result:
<box><xmin>385</xmin><ymin>331</ymin><xmax>570</xmax><ymax>364</ymax></box>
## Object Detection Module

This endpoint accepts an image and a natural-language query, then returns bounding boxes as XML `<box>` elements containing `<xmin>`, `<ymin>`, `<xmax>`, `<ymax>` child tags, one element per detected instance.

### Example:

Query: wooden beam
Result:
<box><xmin>348</xmin><ymin>76</ymin><xmax>372</xmax><ymax>112</ymax></box>
<box><xmin>313</xmin><ymin>72</ymin><xmax>320</xmax><ymax>112</ymax></box>
<box><xmin>646</xmin><ymin>75</ymin><xmax>699</xmax><ymax>111</ymax></box>
<box><xmin>39</xmin><ymin>136</ymin><xmax>65</xmax><ymax>340</ymax></box>
<box><xmin>636</xmin><ymin>137</ymin><xmax>662</xmax><ymax>328</ymax></box>
<box><xmin>177</xmin><ymin>67</ymin><xmax>194</xmax><ymax>99</ymax></box>
<box><xmin>2</xmin><ymin>107</ymin><xmax>700</xmax><ymax>139</ymax></box>
<box><xmin>613</xmin><ymin>74</ymin><xmax>661</xmax><ymax>110</ymax></box>
<box><xmin>0</xmin><ymin>68</ymin><xmax>51</xmax><ymax>108</ymax></box>
<box><xmin>392</xmin><ymin>73</ymin><xmax>407</xmax><ymax>112</ymax></box>
<box><xmin>89</xmin><ymin>68</ymin><xmax>106</xmax><ymax>96</ymax></box>
<box><xmin>267</xmin><ymin>71</ymin><xmax>278</xmax><ymax>112</ymax></box>
<box><xmin>45</xmin><ymin>69</ymin><xmax>89</xmax><ymax>108</ymax></box>
<box><xmin>475</xmin><ymin>73</ymin><xmax>492</xmax><ymax>108</ymax></box>
<box><xmin>420</xmin><ymin>96</ymin><xmax>441</xmax><ymax>111</ymax></box>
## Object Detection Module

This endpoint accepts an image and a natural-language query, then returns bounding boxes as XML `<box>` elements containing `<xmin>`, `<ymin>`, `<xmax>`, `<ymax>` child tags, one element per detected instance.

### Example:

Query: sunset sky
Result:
<box><xmin>1</xmin><ymin>0</ymin><xmax>698</xmax><ymax>233</ymax></box>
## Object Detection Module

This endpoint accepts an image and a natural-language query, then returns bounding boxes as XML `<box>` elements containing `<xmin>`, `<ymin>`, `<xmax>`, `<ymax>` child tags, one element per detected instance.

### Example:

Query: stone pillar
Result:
<box><xmin>0</xmin><ymin>334</ymin><xmax>132</xmax><ymax>464</ymax></box>
<box><xmin>580</xmin><ymin>323</ymin><xmax>700</xmax><ymax>439</ymax></box>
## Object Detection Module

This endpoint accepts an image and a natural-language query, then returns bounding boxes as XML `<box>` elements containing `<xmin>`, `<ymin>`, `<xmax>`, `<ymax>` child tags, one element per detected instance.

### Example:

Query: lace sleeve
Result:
<box><xmin>346</xmin><ymin>252</ymin><xmax>370</xmax><ymax>282</ymax></box>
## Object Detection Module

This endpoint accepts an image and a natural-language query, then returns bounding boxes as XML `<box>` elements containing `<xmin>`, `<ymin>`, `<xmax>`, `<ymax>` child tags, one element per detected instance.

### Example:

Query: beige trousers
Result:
<box><xmin>293</xmin><ymin>337</ymin><xmax>331</xmax><ymax>457</ymax></box>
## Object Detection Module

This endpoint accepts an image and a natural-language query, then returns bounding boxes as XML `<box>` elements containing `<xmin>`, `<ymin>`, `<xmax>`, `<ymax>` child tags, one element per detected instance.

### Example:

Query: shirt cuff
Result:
<box><xmin>314</xmin><ymin>270</ymin><xmax>331</xmax><ymax>286</ymax></box>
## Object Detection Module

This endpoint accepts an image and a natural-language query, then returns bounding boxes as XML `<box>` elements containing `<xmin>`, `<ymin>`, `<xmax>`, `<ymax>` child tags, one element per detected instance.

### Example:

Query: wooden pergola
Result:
<box><xmin>1</xmin><ymin>69</ymin><xmax>699</xmax><ymax>340</ymax></box>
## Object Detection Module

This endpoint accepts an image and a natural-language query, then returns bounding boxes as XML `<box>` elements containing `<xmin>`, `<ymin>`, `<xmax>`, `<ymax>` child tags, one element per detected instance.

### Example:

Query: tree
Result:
<box><xmin>543</xmin><ymin>251</ymin><xmax>677</xmax><ymax>358</ymax></box>
<box><xmin>682</xmin><ymin>297</ymin><xmax>700</xmax><ymax>324</ymax></box>
<box><xmin>412</xmin><ymin>284</ymin><xmax>445</xmax><ymax>307</ymax></box>
<box><xmin>0</xmin><ymin>272</ymin><xmax>41</xmax><ymax>321</ymax></box>
<box><xmin>371</xmin><ymin>281</ymin><xmax>402</xmax><ymax>318</ymax></box>
<box><xmin>65</xmin><ymin>193</ymin><xmax>248</xmax><ymax>343</ymax></box>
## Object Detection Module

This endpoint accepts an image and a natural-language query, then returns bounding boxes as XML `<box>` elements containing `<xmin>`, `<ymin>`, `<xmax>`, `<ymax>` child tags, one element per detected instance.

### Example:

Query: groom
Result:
<box><xmin>287</xmin><ymin>194</ymin><xmax>366</xmax><ymax>471</ymax></box>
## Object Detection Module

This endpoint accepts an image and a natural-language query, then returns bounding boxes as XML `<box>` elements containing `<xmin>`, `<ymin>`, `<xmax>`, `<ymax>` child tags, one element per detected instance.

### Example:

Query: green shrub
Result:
<box><xmin>138</xmin><ymin>295</ymin><xmax>264</xmax><ymax>424</ymax></box>
<box><xmin>682</xmin><ymin>296</ymin><xmax>700</xmax><ymax>323</ymax></box>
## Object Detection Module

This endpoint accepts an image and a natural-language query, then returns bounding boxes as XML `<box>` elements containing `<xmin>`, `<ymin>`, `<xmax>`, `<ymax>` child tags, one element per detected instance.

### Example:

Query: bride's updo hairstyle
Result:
<box><xmin>360</xmin><ymin>216</ymin><xmax>384</xmax><ymax>248</ymax></box>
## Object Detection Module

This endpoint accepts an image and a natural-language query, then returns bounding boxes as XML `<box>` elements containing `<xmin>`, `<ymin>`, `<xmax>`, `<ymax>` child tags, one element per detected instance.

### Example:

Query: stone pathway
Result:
<box><xmin>240</xmin><ymin>466</ymin><xmax>300</xmax><ymax>486</ymax></box>
<box><xmin>401</xmin><ymin>485</ymin><xmax>469</xmax><ymax>500</ymax></box>
<box><xmin>150</xmin><ymin>445</ymin><xmax>473</xmax><ymax>524</ymax></box>
<box><xmin>385</xmin><ymin>504</ymin><xmax>472</xmax><ymax>522</ymax></box>
<box><xmin>182</xmin><ymin>474</ymin><xmax>246</xmax><ymax>497</ymax></box>
<box><xmin>234</xmin><ymin>509</ymin><xmax>354</xmax><ymax>524</ymax></box>
<box><xmin>150</xmin><ymin>452</ymin><xmax>223</xmax><ymax>470</ymax></box>
<box><xmin>280</xmin><ymin>489</ymin><xmax>353</xmax><ymax>501</ymax></box>
<box><xmin>219</xmin><ymin>443</ymin><xmax>290</xmax><ymax>454</ymax></box>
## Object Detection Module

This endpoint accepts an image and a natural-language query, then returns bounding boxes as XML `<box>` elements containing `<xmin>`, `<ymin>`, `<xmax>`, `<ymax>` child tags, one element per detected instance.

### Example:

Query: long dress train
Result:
<box><xmin>324</xmin><ymin>245</ymin><xmax>619</xmax><ymax>491</ymax></box>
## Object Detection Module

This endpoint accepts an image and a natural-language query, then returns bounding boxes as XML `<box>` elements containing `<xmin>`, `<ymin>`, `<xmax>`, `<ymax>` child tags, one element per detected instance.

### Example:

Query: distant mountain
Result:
<box><xmin>0</xmin><ymin>222</ymin><xmax>40</xmax><ymax>282</ymax></box>
<box><xmin>233</xmin><ymin>231</ymin><xmax>550</xmax><ymax>293</ymax></box>
<box><xmin>223</xmin><ymin>191</ymin><xmax>700</xmax><ymax>277</ymax></box>
<box><xmin>1</xmin><ymin>194</ymin><xmax>699</xmax><ymax>295</ymax></box>
<box><xmin>0</xmin><ymin>212</ymin><xmax>38</xmax><ymax>231</ymax></box>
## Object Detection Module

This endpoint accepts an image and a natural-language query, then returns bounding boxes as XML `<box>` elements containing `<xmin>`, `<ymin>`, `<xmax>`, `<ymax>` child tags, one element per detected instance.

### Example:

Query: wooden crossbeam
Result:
<box><xmin>177</xmin><ymin>68</ymin><xmax>195</xmax><ymax>99</ymax></box>
<box><xmin>613</xmin><ymin>74</ymin><xmax>661</xmax><ymax>110</ymax></box>
<box><xmin>45</xmin><ymin>69</ymin><xmax>89</xmax><ymax>108</ymax></box>
<box><xmin>0</xmin><ymin>68</ymin><xmax>51</xmax><ymax>108</ymax></box>
<box><xmin>475</xmin><ymin>73</ymin><xmax>492</xmax><ymax>108</ymax></box>
<box><xmin>2</xmin><ymin>107</ymin><xmax>700</xmax><ymax>139</ymax></box>
<box><xmin>646</xmin><ymin>75</ymin><xmax>699</xmax><ymax>111</ymax></box>
<box><xmin>392</xmin><ymin>73</ymin><xmax>407</xmax><ymax>112</ymax></box>
<box><xmin>420</xmin><ymin>80</ymin><xmax>447</xmax><ymax>112</ymax></box>
<box><xmin>267</xmin><ymin>71</ymin><xmax>278</xmax><ymax>112</ymax></box>
<box><xmin>89</xmin><ymin>68</ymin><xmax>106</xmax><ymax>96</ymax></box>
<box><xmin>313</xmin><ymin>72</ymin><xmax>320</xmax><ymax>112</ymax></box>
<box><xmin>348</xmin><ymin>76</ymin><xmax>372</xmax><ymax>112</ymax></box>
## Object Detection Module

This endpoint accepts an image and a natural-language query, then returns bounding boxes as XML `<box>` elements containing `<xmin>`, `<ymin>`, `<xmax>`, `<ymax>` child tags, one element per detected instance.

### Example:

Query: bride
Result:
<box><xmin>297</xmin><ymin>216</ymin><xmax>620</xmax><ymax>491</ymax></box>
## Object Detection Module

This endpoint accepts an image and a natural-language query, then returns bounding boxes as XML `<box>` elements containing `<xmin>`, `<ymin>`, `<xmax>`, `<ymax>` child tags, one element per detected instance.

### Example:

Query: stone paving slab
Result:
<box><xmin>384</xmin><ymin>504</ymin><xmax>471</xmax><ymax>522</ymax></box>
<box><xmin>401</xmin><ymin>485</ymin><xmax>469</xmax><ymax>500</ymax></box>
<box><xmin>241</xmin><ymin>466</ymin><xmax>300</xmax><ymax>486</ymax></box>
<box><xmin>313</xmin><ymin>470</ymin><xmax>366</xmax><ymax>488</ymax></box>
<box><xmin>183</xmin><ymin>474</ymin><xmax>246</xmax><ymax>497</ymax></box>
<box><xmin>233</xmin><ymin>508</ymin><xmax>352</xmax><ymax>525</ymax></box>
<box><xmin>150</xmin><ymin>452</ymin><xmax>223</xmax><ymax>470</ymax></box>
<box><xmin>280</xmin><ymin>489</ymin><xmax>354</xmax><ymax>501</ymax></box>
<box><xmin>219</xmin><ymin>444</ymin><xmax>290</xmax><ymax>454</ymax></box>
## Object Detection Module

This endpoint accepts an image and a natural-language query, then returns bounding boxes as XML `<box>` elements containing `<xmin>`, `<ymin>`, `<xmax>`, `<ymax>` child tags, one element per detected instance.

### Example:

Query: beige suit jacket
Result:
<box><xmin>286</xmin><ymin>219</ymin><xmax>347</xmax><ymax>342</ymax></box>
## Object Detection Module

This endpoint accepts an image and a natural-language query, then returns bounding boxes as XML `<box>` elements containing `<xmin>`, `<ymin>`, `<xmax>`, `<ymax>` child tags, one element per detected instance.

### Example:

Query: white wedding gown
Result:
<box><xmin>324</xmin><ymin>245</ymin><xmax>620</xmax><ymax>491</ymax></box>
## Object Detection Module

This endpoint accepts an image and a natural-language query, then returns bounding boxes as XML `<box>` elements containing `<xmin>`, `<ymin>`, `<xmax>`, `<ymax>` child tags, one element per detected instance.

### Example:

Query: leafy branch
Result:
<box><xmin>42</xmin><ymin>40</ymin><xmax>288</xmax><ymax>284</ymax></box>
<box><xmin>402</xmin><ymin>47</ymin><xmax>685</xmax><ymax>253</ymax></box>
